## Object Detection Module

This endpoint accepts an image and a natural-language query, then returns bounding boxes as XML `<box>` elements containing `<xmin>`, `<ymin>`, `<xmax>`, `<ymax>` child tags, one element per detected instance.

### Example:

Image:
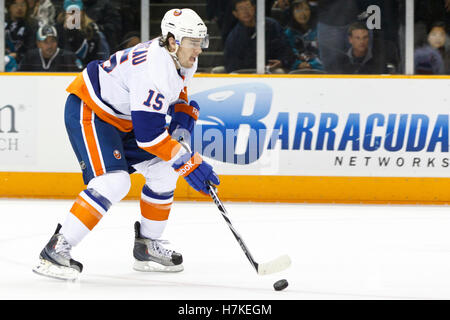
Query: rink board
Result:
<box><xmin>1</xmin><ymin>73</ymin><xmax>450</xmax><ymax>203</ymax></box>
<box><xmin>1</xmin><ymin>172</ymin><xmax>450</xmax><ymax>204</ymax></box>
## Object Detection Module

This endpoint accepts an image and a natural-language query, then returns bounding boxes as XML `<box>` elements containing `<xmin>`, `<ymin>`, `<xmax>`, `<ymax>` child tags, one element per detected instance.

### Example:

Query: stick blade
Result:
<box><xmin>257</xmin><ymin>255</ymin><xmax>291</xmax><ymax>275</ymax></box>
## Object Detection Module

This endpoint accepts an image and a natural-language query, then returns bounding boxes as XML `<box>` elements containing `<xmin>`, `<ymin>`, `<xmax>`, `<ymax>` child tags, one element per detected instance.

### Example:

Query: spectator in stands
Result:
<box><xmin>27</xmin><ymin>0</ymin><xmax>55</xmax><ymax>27</ymax></box>
<box><xmin>414</xmin><ymin>47</ymin><xmax>445</xmax><ymax>75</ymax></box>
<box><xmin>329</xmin><ymin>22</ymin><xmax>389</xmax><ymax>74</ymax></box>
<box><xmin>4</xmin><ymin>55</ymin><xmax>18</xmax><ymax>72</ymax></box>
<box><xmin>358</xmin><ymin>0</ymin><xmax>401</xmax><ymax>74</ymax></box>
<box><xmin>428</xmin><ymin>22</ymin><xmax>450</xmax><ymax>73</ymax></box>
<box><xmin>55</xmin><ymin>0</ymin><xmax>110</xmax><ymax>67</ymax></box>
<box><xmin>5</xmin><ymin>0</ymin><xmax>37</xmax><ymax>64</ymax></box>
<box><xmin>224</xmin><ymin>0</ymin><xmax>296</xmax><ymax>73</ymax></box>
<box><xmin>207</xmin><ymin>0</ymin><xmax>276</xmax><ymax>44</ymax></box>
<box><xmin>271</xmin><ymin>0</ymin><xmax>291</xmax><ymax>26</ymax></box>
<box><xmin>284</xmin><ymin>0</ymin><xmax>323</xmax><ymax>71</ymax></box>
<box><xmin>415</xmin><ymin>0</ymin><xmax>450</xmax><ymax>44</ymax></box>
<box><xmin>316</xmin><ymin>0</ymin><xmax>360</xmax><ymax>72</ymax></box>
<box><xmin>414</xmin><ymin>22</ymin><xmax>448</xmax><ymax>75</ymax></box>
<box><xmin>19</xmin><ymin>24</ymin><xmax>82</xmax><ymax>71</ymax></box>
<box><xmin>118</xmin><ymin>31</ymin><xmax>141</xmax><ymax>50</ymax></box>
<box><xmin>82</xmin><ymin>0</ymin><xmax>123</xmax><ymax>52</ymax></box>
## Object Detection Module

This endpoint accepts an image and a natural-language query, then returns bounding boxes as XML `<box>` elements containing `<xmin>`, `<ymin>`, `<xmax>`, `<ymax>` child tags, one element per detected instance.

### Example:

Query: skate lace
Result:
<box><xmin>151</xmin><ymin>239</ymin><xmax>173</xmax><ymax>257</ymax></box>
<box><xmin>55</xmin><ymin>236</ymin><xmax>72</xmax><ymax>260</ymax></box>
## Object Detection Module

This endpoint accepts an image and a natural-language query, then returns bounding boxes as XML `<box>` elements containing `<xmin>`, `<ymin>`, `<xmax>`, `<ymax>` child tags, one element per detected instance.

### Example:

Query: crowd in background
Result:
<box><xmin>209</xmin><ymin>0</ymin><xmax>450</xmax><ymax>74</ymax></box>
<box><xmin>4</xmin><ymin>0</ymin><xmax>140</xmax><ymax>72</ymax></box>
<box><xmin>3</xmin><ymin>0</ymin><xmax>450</xmax><ymax>74</ymax></box>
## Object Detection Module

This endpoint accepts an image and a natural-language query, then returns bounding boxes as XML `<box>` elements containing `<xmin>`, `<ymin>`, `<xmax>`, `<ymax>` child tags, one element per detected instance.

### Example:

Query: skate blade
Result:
<box><xmin>133</xmin><ymin>260</ymin><xmax>184</xmax><ymax>273</ymax></box>
<box><xmin>32</xmin><ymin>258</ymin><xmax>80</xmax><ymax>281</ymax></box>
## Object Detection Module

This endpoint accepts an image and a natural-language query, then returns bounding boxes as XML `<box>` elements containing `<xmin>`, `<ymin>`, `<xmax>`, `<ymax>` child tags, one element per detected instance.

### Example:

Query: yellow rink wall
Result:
<box><xmin>1</xmin><ymin>73</ymin><xmax>450</xmax><ymax>204</ymax></box>
<box><xmin>1</xmin><ymin>172</ymin><xmax>450</xmax><ymax>204</ymax></box>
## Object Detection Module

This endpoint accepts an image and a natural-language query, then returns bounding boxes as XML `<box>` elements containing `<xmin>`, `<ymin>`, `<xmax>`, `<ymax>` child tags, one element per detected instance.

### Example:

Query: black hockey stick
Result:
<box><xmin>206</xmin><ymin>182</ymin><xmax>291</xmax><ymax>275</ymax></box>
<box><xmin>177</xmin><ymin>137</ymin><xmax>291</xmax><ymax>275</ymax></box>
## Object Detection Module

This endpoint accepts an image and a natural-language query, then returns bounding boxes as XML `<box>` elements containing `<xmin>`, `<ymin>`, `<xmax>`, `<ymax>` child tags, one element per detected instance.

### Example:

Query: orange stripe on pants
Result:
<box><xmin>82</xmin><ymin>103</ymin><xmax>104</xmax><ymax>177</ymax></box>
<box><xmin>70</xmin><ymin>195</ymin><xmax>104</xmax><ymax>230</ymax></box>
<box><xmin>140</xmin><ymin>199</ymin><xmax>172</xmax><ymax>221</ymax></box>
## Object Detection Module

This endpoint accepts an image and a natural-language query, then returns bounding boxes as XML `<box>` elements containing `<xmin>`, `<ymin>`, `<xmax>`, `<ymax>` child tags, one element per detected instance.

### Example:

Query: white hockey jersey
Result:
<box><xmin>66</xmin><ymin>39</ymin><xmax>197</xmax><ymax>161</ymax></box>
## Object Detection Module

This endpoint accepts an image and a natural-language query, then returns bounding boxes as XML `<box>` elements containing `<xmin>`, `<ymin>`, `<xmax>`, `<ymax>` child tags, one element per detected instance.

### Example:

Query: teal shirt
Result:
<box><xmin>284</xmin><ymin>27</ymin><xmax>323</xmax><ymax>70</ymax></box>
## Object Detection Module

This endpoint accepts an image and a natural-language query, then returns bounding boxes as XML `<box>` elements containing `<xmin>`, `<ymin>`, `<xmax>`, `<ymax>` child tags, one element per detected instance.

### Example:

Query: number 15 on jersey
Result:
<box><xmin>143</xmin><ymin>89</ymin><xmax>165</xmax><ymax>111</ymax></box>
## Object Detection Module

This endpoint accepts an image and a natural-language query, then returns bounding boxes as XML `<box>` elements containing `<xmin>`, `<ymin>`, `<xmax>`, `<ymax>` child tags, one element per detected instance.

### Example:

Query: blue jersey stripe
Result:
<box><xmin>132</xmin><ymin>111</ymin><xmax>167</xmax><ymax>143</ymax></box>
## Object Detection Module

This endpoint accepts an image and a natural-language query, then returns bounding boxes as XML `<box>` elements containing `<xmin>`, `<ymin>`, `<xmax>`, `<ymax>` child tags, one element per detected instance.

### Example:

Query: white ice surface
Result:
<box><xmin>1</xmin><ymin>198</ymin><xmax>450</xmax><ymax>300</ymax></box>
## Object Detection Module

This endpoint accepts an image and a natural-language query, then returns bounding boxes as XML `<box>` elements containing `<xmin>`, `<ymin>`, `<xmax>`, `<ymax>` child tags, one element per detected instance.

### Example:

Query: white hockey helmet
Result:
<box><xmin>161</xmin><ymin>8</ymin><xmax>209</xmax><ymax>49</ymax></box>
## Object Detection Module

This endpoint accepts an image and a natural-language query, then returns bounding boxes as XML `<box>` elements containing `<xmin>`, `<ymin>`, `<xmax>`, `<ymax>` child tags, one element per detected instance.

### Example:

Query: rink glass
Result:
<box><xmin>1</xmin><ymin>0</ymin><xmax>449</xmax><ymax>75</ymax></box>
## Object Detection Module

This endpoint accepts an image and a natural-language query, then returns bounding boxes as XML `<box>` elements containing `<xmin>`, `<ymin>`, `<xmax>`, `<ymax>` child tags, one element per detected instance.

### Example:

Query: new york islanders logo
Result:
<box><xmin>173</xmin><ymin>10</ymin><xmax>182</xmax><ymax>16</ymax></box>
<box><xmin>113</xmin><ymin>150</ymin><xmax>122</xmax><ymax>160</ymax></box>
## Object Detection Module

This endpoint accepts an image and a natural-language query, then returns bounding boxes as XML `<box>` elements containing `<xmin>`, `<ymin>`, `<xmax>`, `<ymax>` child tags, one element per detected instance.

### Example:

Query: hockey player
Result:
<box><xmin>33</xmin><ymin>8</ymin><xmax>219</xmax><ymax>280</ymax></box>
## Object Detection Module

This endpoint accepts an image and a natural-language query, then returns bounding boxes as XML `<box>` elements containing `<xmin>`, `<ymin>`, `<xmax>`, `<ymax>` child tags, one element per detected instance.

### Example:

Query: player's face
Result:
<box><xmin>177</xmin><ymin>37</ymin><xmax>203</xmax><ymax>68</ymax></box>
<box><xmin>38</xmin><ymin>37</ymin><xmax>58</xmax><ymax>59</ymax></box>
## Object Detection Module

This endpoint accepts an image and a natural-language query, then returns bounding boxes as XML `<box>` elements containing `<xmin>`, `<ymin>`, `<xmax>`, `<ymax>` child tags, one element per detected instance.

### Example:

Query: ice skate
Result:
<box><xmin>32</xmin><ymin>224</ymin><xmax>83</xmax><ymax>281</ymax></box>
<box><xmin>133</xmin><ymin>221</ymin><xmax>183</xmax><ymax>272</ymax></box>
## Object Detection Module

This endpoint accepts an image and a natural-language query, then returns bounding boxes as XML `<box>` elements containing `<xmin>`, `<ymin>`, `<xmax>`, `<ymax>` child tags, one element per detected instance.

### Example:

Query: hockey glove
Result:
<box><xmin>172</xmin><ymin>152</ymin><xmax>220</xmax><ymax>195</ymax></box>
<box><xmin>168</xmin><ymin>100</ymin><xmax>200</xmax><ymax>139</ymax></box>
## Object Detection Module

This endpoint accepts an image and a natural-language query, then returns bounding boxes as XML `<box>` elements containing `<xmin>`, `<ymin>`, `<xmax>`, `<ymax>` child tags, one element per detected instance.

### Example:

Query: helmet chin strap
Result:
<box><xmin>168</xmin><ymin>44</ymin><xmax>182</xmax><ymax>69</ymax></box>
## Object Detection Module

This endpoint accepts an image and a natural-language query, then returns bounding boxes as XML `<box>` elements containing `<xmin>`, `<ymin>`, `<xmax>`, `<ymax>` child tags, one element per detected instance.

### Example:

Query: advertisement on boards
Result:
<box><xmin>1</xmin><ymin>75</ymin><xmax>449</xmax><ymax>179</ymax></box>
<box><xmin>189</xmin><ymin>77</ymin><xmax>450</xmax><ymax>178</ymax></box>
<box><xmin>0</xmin><ymin>79</ymin><xmax>38</xmax><ymax>165</ymax></box>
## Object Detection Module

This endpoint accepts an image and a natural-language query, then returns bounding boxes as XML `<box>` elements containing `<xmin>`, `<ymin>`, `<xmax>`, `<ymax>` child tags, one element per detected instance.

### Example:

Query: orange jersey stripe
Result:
<box><xmin>70</xmin><ymin>196</ymin><xmax>104</xmax><ymax>230</ymax></box>
<box><xmin>179</xmin><ymin>86</ymin><xmax>188</xmax><ymax>103</ymax></box>
<box><xmin>174</xmin><ymin>103</ymin><xmax>199</xmax><ymax>120</ymax></box>
<box><xmin>141</xmin><ymin>135</ymin><xmax>182</xmax><ymax>161</ymax></box>
<box><xmin>82</xmin><ymin>104</ymin><xmax>105</xmax><ymax>177</ymax></box>
<box><xmin>67</xmin><ymin>72</ymin><xmax>133</xmax><ymax>132</ymax></box>
<box><xmin>140</xmin><ymin>199</ymin><xmax>172</xmax><ymax>221</ymax></box>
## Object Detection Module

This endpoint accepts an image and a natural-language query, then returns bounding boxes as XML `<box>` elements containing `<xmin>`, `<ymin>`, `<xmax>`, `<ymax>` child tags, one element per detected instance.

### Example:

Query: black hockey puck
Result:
<box><xmin>273</xmin><ymin>279</ymin><xmax>288</xmax><ymax>291</ymax></box>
